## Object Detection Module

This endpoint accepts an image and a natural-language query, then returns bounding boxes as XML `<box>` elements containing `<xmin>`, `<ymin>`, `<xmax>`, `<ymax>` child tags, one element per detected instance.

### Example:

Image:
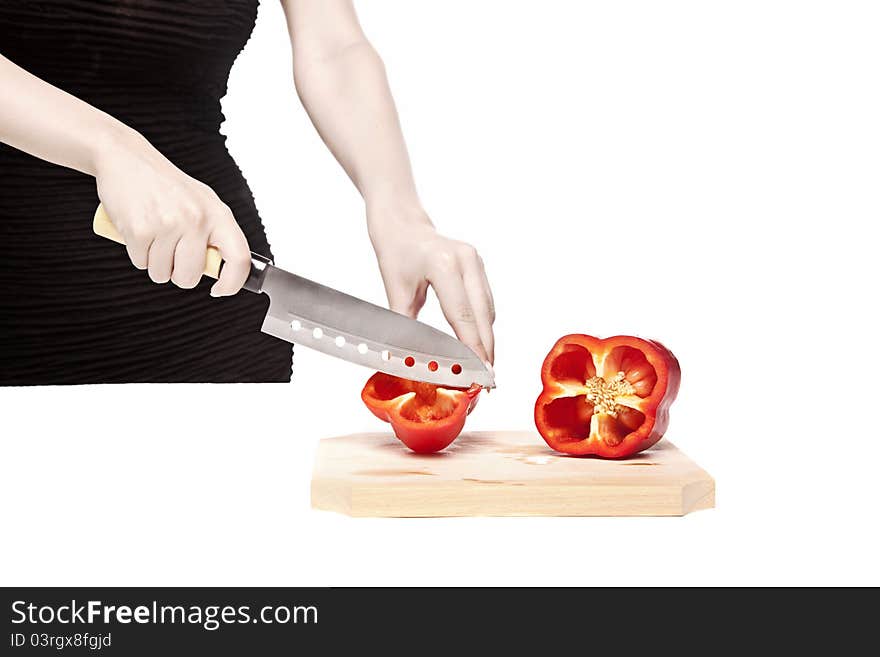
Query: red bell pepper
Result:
<box><xmin>534</xmin><ymin>335</ymin><xmax>680</xmax><ymax>458</ymax></box>
<box><xmin>361</xmin><ymin>372</ymin><xmax>481</xmax><ymax>454</ymax></box>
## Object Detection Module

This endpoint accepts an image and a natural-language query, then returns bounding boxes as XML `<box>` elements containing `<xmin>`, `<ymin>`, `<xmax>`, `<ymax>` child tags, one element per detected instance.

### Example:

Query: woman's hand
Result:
<box><xmin>0</xmin><ymin>54</ymin><xmax>250</xmax><ymax>296</ymax></box>
<box><xmin>368</xmin><ymin>206</ymin><xmax>496</xmax><ymax>364</ymax></box>
<box><xmin>94</xmin><ymin>133</ymin><xmax>251</xmax><ymax>296</ymax></box>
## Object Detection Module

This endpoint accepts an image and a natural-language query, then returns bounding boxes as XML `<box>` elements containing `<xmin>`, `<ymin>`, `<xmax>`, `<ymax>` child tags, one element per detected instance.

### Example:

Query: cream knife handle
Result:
<box><xmin>93</xmin><ymin>203</ymin><xmax>223</xmax><ymax>279</ymax></box>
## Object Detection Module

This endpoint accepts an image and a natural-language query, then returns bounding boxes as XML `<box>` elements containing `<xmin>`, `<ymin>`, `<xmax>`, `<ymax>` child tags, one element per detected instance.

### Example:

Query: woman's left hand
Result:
<box><xmin>367</xmin><ymin>206</ymin><xmax>495</xmax><ymax>365</ymax></box>
<box><xmin>280</xmin><ymin>2</ymin><xmax>494</xmax><ymax>362</ymax></box>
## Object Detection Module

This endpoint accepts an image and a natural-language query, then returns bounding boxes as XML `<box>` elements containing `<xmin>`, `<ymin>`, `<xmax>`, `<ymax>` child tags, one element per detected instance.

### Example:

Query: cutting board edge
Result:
<box><xmin>312</xmin><ymin>481</ymin><xmax>713</xmax><ymax>518</ymax></box>
<box><xmin>311</xmin><ymin>477</ymin><xmax>353</xmax><ymax>516</ymax></box>
<box><xmin>310</xmin><ymin>431</ymin><xmax>715</xmax><ymax>518</ymax></box>
<box><xmin>681</xmin><ymin>476</ymin><xmax>716</xmax><ymax>514</ymax></box>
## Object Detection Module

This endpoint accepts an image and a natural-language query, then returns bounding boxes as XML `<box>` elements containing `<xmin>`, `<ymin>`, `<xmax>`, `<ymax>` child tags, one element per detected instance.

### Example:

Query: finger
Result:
<box><xmin>126</xmin><ymin>241</ymin><xmax>150</xmax><ymax>270</ymax></box>
<box><xmin>122</xmin><ymin>220</ymin><xmax>151</xmax><ymax>270</ymax></box>
<box><xmin>147</xmin><ymin>235</ymin><xmax>179</xmax><ymax>284</ymax></box>
<box><xmin>209</xmin><ymin>220</ymin><xmax>251</xmax><ymax>297</ymax></box>
<box><xmin>479</xmin><ymin>256</ymin><xmax>496</xmax><ymax>324</ymax></box>
<box><xmin>428</xmin><ymin>267</ymin><xmax>489</xmax><ymax>363</ymax></box>
<box><xmin>461</xmin><ymin>256</ymin><xmax>495</xmax><ymax>364</ymax></box>
<box><xmin>385</xmin><ymin>278</ymin><xmax>428</xmax><ymax>319</ymax></box>
<box><xmin>386</xmin><ymin>286</ymin><xmax>416</xmax><ymax>318</ymax></box>
<box><xmin>478</xmin><ymin>255</ymin><xmax>496</xmax><ymax>363</ymax></box>
<box><xmin>171</xmin><ymin>233</ymin><xmax>209</xmax><ymax>289</ymax></box>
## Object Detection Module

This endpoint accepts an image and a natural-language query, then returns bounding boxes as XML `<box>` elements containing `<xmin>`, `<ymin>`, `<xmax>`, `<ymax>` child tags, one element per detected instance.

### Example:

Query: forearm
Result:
<box><xmin>292</xmin><ymin>40</ymin><xmax>423</xmax><ymax>214</ymax></box>
<box><xmin>281</xmin><ymin>0</ymin><xmax>495</xmax><ymax>360</ymax></box>
<box><xmin>0</xmin><ymin>54</ymin><xmax>141</xmax><ymax>177</ymax></box>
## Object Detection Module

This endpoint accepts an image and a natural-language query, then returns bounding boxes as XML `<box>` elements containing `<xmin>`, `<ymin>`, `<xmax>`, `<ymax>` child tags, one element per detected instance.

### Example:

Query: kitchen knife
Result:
<box><xmin>93</xmin><ymin>204</ymin><xmax>495</xmax><ymax>389</ymax></box>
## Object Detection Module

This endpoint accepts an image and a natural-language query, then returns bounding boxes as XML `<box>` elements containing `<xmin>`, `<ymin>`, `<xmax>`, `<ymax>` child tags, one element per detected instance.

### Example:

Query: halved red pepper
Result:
<box><xmin>362</xmin><ymin>373</ymin><xmax>481</xmax><ymax>453</ymax></box>
<box><xmin>534</xmin><ymin>335</ymin><xmax>680</xmax><ymax>458</ymax></box>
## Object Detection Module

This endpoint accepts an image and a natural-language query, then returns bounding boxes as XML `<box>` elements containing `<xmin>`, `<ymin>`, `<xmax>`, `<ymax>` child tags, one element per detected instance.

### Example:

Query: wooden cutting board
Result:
<box><xmin>311</xmin><ymin>431</ymin><xmax>714</xmax><ymax>517</ymax></box>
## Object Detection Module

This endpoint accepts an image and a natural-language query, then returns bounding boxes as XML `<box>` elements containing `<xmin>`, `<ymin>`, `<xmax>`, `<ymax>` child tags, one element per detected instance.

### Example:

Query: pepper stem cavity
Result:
<box><xmin>584</xmin><ymin>371</ymin><xmax>634</xmax><ymax>417</ymax></box>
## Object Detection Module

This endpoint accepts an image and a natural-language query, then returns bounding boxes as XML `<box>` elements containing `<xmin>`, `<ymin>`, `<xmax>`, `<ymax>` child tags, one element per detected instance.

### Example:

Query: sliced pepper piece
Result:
<box><xmin>534</xmin><ymin>334</ymin><xmax>680</xmax><ymax>458</ymax></box>
<box><xmin>362</xmin><ymin>372</ymin><xmax>481</xmax><ymax>454</ymax></box>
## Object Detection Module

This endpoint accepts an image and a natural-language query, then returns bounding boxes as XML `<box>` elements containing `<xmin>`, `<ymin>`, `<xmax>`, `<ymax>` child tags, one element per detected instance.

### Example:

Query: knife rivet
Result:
<box><xmin>290</xmin><ymin>320</ymin><xmax>302</xmax><ymax>332</ymax></box>
<box><xmin>334</xmin><ymin>336</ymin><xmax>346</xmax><ymax>348</ymax></box>
<box><xmin>357</xmin><ymin>343</ymin><xmax>369</xmax><ymax>355</ymax></box>
<box><xmin>312</xmin><ymin>327</ymin><xmax>324</xmax><ymax>339</ymax></box>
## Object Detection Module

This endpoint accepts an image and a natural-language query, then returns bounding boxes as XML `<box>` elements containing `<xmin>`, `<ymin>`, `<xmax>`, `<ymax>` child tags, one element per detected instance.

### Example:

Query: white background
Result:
<box><xmin>2</xmin><ymin>0</ymin><xmax>878</xmax><ymax>585</ymax></box>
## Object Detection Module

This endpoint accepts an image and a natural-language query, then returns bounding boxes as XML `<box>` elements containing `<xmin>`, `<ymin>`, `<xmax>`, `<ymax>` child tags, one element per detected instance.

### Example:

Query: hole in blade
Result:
<box><xmin>451</xmin><ymin>363</ymin><xmax>462</xmax><ymax>375</ymax></box>
<box><xmin>334</xmin><ymin>336</ymin><xmax>346</xmax><ymax>348</ymax></box>
<box><xmin>290</xmin><ymin>320</ymin><xmax>302</xmax><ymax>332</ymax></box>
<box><xmin>404</xmin><ymin>356</ymin><xmax>415</xmax><ymax>367</ymax></box>
<box><xmin>357</xmin><ymin>343</ymin><xmax>369</xmax><ymax>355</ymax></box>
<box><xmin>428</xmin><ymin>361</ymin><xmax>439</xmax><ymax>372</ymax></box>
<box><xmin>312</xmin><ymin>327</ymin><xmax>323</xmax><ymax>340</ymax></box>
<box><xmin>381</xmin><ymin>350</ymin><xmax>391</xmax><ymax>361</ymax></box>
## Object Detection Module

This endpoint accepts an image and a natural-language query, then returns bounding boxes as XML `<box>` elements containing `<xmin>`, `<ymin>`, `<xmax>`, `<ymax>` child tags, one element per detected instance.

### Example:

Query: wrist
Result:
<box><xmin>363</xmin><ymin>182</ymin><xmax>423</xmax><ymax>216</ymax></box>
<box><xmin>366</xmin><ymin>201</ymin><xmax>434</xmax><ymax>243</ymax></box>
<box><xmin>366</xmin><ymin>197</ymin><xmax>431</xmax><ymax>228</ymax></box>
<box><xmin>90</xmin><ymin>121</ymin><xmax>150</xmax><ymax>177</ymax></box>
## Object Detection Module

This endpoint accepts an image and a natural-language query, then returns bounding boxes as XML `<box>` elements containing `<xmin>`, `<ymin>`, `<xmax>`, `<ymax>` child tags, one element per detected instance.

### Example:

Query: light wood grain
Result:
<box><xmin>311</xmin><ymin>431</ymin><xmax>715</xmax><ymax>517</ymax></box>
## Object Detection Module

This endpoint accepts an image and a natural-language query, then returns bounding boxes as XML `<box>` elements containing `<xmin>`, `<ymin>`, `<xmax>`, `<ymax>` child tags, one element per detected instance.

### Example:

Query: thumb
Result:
<box><xmin>386</xmin><ymin>281</ymin><xmax>427</xmax><ymax>319</ymax></box>
<box><xmin>209</xmin><ymin>221</ymin><xmax>251</xmax><ymax>297</ymax></box>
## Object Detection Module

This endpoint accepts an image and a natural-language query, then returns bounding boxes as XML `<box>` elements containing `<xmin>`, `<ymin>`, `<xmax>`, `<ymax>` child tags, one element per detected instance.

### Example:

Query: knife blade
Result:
<box><xmin>93</xmin><ymin>204</ymin><xmax>495</xmax><ymax>389</ymax></box>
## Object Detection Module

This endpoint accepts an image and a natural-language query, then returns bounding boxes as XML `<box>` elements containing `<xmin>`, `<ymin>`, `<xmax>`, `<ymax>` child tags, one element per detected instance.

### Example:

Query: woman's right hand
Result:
<box><xmin>94</xmin><ymin>132</ymin><xmax>252</xmax><ymax>296</ymax></box>
<box><xmin>0</xmin><ymin>55</ymin><xmax>249</xmax><ymax>294</ymax></box>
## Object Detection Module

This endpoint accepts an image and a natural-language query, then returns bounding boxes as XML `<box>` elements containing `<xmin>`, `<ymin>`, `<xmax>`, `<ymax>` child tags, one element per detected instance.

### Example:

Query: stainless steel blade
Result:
<box><xmin>252</xmin><ymin>264</ymin><xmax>495</xmax><ymax>388</ymax></box>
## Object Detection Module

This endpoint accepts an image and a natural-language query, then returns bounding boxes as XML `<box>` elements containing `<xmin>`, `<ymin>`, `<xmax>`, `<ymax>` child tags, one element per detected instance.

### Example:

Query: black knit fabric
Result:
<box><xmin>0</xmin><ymin>0</ymin><xmax>293</xmax><ymax>384</ymax></box>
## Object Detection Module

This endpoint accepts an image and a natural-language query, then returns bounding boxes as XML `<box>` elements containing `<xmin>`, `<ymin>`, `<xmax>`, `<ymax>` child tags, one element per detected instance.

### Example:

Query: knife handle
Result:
<box><xmin>93</xmin><ymin>203</ymin><xmax>223</xmax><ymax>279</ymax></box>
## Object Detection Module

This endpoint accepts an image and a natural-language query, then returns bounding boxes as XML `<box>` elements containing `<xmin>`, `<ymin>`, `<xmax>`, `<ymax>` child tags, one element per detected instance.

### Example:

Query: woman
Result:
<box><xmin>0</xmin><ymin>0</ymin><xmax>495</xmax><ymax>384</ymax></box>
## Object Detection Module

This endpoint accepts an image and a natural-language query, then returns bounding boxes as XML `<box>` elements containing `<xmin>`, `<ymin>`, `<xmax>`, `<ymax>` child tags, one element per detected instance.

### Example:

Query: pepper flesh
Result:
<box><xmin>534</xmin><ymin>334</ymin><xmax>680</xmax><ymax>458</ymax></box>
<box><xmin>362</xmin><ymin>372</ymin><xmax>481</xmax><ymax>454</ymax></box>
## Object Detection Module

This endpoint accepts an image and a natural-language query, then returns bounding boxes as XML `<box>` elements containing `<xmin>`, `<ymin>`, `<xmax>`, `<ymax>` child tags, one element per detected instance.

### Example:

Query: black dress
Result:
<box><xmin>0</xmin><ymin>0</ymin><xmax>293</xmax><ymax>384</ymax></box>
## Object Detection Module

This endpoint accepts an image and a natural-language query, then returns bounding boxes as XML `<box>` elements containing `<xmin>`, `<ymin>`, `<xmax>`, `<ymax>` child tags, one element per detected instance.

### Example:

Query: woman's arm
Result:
<box><xmin>0</xmin><ymin>55</ymin><xmax>251</xmax><ymax>295</ymax></box>
<box><xmin>0</xmin><ymin>54</ymin><xmax>124</xmax><ymax>177</ymax></box>
<box><xmin>281</xmin><ymin>0</ymin><xmax>495</xmax><ymax>363</ymax></box>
